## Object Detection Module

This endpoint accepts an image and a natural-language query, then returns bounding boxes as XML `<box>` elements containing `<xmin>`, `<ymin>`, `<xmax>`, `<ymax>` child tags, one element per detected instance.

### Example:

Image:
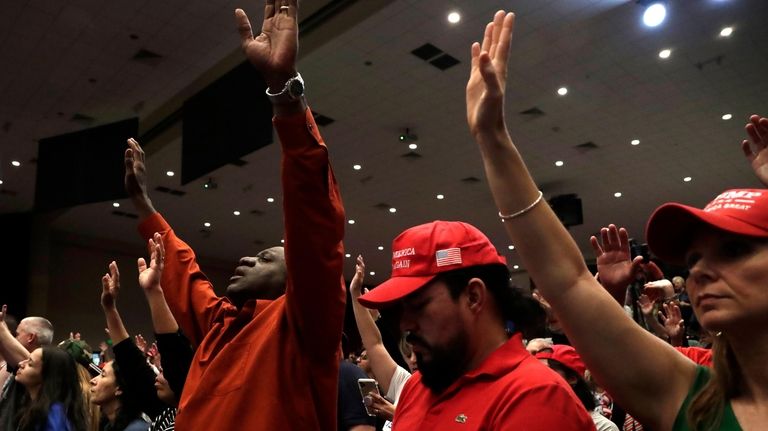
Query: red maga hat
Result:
<box><xmin>646</xmin><ymin>189</ymin><xmax>768</xmax><ymax>265</ymax></box>
<box><xmin>357</xmin><ymin>221</ymin><xmax>506</xmax><ymax>309</ymax></box>
<box><xmin>535</xmin><ymin>344</ymin><xmax>587</xmax><ymax>377</ymax></box>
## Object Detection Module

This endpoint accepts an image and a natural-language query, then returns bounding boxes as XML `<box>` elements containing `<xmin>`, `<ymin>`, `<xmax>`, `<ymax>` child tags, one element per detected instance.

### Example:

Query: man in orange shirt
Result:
<box><xmin>124</xmin><ymin>1</ymin><xmax>347</xmax><ymax>429</ymax></box>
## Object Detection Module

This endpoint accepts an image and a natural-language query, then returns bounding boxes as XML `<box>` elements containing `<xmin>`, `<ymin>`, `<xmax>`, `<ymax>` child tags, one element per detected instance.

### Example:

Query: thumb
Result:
<box><xmin>137</xmin><ymin>257</ymin><xmax>147</xmax><ymax>274</ymax></box>
<box><xmin>478</xmin><ymin>52</ymin><xmax>502</xmax><ymax>95</ymax></box>
<box><xmin>629</xmin><ymin>256</ymin><xmax>644</xmax><ymax>276</ymax></box>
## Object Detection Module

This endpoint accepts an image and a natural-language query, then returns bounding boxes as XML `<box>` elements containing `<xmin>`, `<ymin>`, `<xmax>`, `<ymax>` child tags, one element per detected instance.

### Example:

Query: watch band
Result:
<box><xmin>265</xmin><ymin>73</ymin><xmax>304</xmax><ymax>103</ymax></box>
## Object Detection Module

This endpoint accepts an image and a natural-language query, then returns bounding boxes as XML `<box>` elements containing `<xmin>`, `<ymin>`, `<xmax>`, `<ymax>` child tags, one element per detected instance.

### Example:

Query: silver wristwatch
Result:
<box><xmin>265</xmin><ymin>73</ymin><xmax>305</xmax><ymax>103</ymax></box>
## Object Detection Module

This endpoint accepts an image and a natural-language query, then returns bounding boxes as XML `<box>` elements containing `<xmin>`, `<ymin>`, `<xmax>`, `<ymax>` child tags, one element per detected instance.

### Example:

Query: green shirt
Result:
<box><xmin>672</xmin><ymin>366</ymin><xmax>742</xmax><ymax>431</ymax></box>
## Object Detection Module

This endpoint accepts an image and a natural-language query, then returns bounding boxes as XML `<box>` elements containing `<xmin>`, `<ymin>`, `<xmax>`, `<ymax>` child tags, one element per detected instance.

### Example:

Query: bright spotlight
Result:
<box><xmin>643</xmin><ymin>3</ymin><xmax>667</xmax><ymax>27</ymax></box>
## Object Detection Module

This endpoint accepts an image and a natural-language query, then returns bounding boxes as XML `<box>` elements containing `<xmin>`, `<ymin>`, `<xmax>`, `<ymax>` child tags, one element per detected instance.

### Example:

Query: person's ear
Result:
<box><xmin>465</xmin><ymin>278</ymin><xmax>487</xmax><ymax>313</ymax></box>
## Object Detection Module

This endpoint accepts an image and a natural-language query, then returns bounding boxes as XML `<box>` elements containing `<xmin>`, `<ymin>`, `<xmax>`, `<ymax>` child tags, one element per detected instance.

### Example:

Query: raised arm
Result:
<box><xmin>742</xmin><ymin>114</ymin><xmax>768</xmax><ymax>186</ymax></box>
<box><xmin>100</xmin><ymin>261</ymin><xmax>129</xmax><ymax>345</ymax></box>
<box><xmin>237</xmin><ymin>1</ymin><xmax>346</xmax><ymax>358</ymax></box>
<box><xmin>138</xmin><ymin>234</ymin><xmax>194</xmax><ymax>399</ymax></box>
<box><xmin>138</xmin><ymin>234</ymin><xmax>178</xmax><ymax>335</ymax></box>
<box><xmin>126</xmin><ymin>138</ymin><xmax>222</xmax><ymax>346</ymax></box>
<box><xmin>0</xmin><ymin>305</ymin><xmax>30</xmax><ymax>367</ymax></box>
<box><xmin>466</xmin><ymin>11</ymin><xmax>696</xmax><ymax>429</ymax></box>
<box><xmin>350</xmin><ymin>256</ymin><xmax>402</xmax><ymax>394</ymax></box>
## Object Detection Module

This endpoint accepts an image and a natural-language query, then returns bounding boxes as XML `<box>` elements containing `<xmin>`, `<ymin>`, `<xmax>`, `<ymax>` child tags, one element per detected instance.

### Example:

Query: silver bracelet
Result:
<box><xmin>498</xmin><ymin>190</ymin><xmax>544</xmax><ymax>222</ymax></box>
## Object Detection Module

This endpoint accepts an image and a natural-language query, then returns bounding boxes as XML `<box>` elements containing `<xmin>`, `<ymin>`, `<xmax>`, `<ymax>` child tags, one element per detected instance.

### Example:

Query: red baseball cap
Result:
<box><xmin>646</xmin><ymin>189</ymin><xmax>768</xmax><ymax>265</ymax></box>
<box><xmin>535</xmin><ymin>344</ymin><xmax>586</xmax><ymax>377</ymax></box>
<box><xmin>357</xmin><ymin>221</ymin><xmax>507</xmax><ymax>309</ymax></box>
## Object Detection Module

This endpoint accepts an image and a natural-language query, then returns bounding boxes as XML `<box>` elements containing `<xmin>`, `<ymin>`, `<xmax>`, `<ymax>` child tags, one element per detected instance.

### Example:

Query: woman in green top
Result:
<box><xmin>464</xmin><ymin>10</ymin><xmax>768</xmax><ymax>430</ymax></box>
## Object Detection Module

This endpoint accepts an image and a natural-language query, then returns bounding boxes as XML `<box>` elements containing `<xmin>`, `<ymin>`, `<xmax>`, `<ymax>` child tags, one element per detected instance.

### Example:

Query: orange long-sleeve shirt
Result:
<box><xmin>138</xmin><ymin>108</ymin><xmax>346</xmax><ymax>430</ymax></box>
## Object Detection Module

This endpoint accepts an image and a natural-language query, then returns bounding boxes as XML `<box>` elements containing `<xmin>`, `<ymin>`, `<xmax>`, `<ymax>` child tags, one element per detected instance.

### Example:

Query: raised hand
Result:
<box><xmin>0</xmin><ymin>305</ymin><xmax>10</xmax><ymax>335</ymax></box>
<box><xmin>741</xmin><ymin>114</ymin><xmax>768</xmax><ymax>186</ymax></box>
<box><xmin>124</xmin><ymin>138</ymin><xmax>156</xmax><ymax>218</ymax></box>
<box><xmin>101</xmin><ymin>261</ymin><xmax>121</xmax><ymax>310</ymax></box>
<box><xmin>466</xmin><ymin>11</ymin><xmax>515</xmax><ymax>138</ymax></box>
<box><xmin>235</xmin><ymin>0</ymin><xmax>298</xmax><ymax>90</ymax></box>
<box><xmin>135</xmin><ymin>334</ymin><xmax>148</xmax><ymax>353</ymax></box>
<box><xmin>348</xmin><ymin>255</ymin><xmax>366</xmax><ymax>296</ymax></box>
<box><xmin>660</xmin><ymin>302</ymin><xmax>684</xmax><ymax>346</ymax></box>
<box><xmin>138</xmin><ymin>233</ymin><xmax>165</xmax><ymax>292</ymax></box>
<box><xmin>637</xmin><ymin>294</ymin><xmax>654</xmax><ymax>317</ymax></box>
<box><xmin>590</xmin><ymin>224</ymin><xmax>664</xmax><ymax>302</ymax></box>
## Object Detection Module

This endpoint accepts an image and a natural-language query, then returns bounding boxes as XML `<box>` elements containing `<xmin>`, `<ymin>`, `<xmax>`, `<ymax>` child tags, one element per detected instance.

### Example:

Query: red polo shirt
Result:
<box><xmin>392</xmin><ymin>334</ymin><xmax>595</xmax><ymax>431</ymax></box>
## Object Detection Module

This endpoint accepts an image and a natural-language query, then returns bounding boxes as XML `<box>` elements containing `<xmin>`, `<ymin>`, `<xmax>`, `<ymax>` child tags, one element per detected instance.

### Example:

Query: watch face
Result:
<box><xmin>288</xmin><ymin>78</ymin><xmax>304</xmax><ymax>98</ymax></box>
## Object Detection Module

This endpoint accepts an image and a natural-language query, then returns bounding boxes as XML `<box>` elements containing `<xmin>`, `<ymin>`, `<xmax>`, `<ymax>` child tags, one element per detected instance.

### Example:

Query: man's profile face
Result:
<box><xmin>226</xmin><ymin>246</ymin><xmax>287</xmax><ymax>306</ymax></box>
<box><xmin>399</xmin><ymin>280</ymin><xmax>471</xmax><ymax>393</ymax></box>
<box><xmin>15</xmin><ymin>320</ymin><xmax>33</xmax><ymax>351</ymax></box>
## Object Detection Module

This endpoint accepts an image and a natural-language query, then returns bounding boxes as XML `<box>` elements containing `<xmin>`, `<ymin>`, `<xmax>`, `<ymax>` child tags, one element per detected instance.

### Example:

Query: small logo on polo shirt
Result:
<box><xmin>455</xmin><ymin>414</ymin><xmax>467</xmax><ymax>424</ymax></box>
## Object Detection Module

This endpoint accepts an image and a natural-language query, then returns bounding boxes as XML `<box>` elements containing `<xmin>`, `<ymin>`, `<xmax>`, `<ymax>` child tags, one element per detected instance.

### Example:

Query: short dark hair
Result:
<box><xmin>546</xmin><ymin>359</ymin><xmax>595</xmax><ymax>411</ymax></box>
<box><xmin>432</xmin><ymin>264</ymin><xmax>546</xmax><ymax>335</ymax></box>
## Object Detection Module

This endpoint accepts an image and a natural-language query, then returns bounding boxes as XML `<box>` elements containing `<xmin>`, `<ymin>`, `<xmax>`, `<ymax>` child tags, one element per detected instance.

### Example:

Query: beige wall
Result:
<box><xmin>31</xmin><ymin>230</ymin><xmax>233</xmax><ymax>351</ymax></box>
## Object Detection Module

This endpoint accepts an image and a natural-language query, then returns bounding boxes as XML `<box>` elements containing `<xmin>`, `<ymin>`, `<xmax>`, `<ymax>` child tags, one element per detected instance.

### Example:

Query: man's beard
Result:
<box><xmin>409</xmin><ymin>330</ymin><xmax>470</xmax><ymax>393</ymax></box>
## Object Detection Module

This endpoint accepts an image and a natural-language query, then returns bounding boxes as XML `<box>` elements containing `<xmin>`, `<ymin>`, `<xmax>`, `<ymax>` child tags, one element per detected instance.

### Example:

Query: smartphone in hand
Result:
<box><xmin>357</xmin><ymin>378</ymin><xmax>380</xmax><ymax>417</ymax></box>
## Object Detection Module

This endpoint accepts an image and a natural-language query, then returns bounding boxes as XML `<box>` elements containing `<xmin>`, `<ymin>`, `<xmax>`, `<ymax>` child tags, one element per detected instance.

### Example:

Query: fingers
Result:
<box><xmin>127</xmin><ymin>138</ymin><xmax>144</xmax><ymax>162</ymax></box>
<box><xmin>101</xmin><ymin>273</ymin><xmax>111</xmax><ymax>293</ymax></box>
<box><xmin>480</xmin><ymin>22</ymin><xmax>494</xmax><ymax>56</ymax></box>
<box><xmin>607</xmin><ymin>224</ymin><xmax>621</xmax><ymax>250</ymax></box>
<box><xmin>235</xmin><ymin>8</ymin><xmax>255</xmax><ymax>49</ymax></box>
<box><xmin>646</xmin><ymin>261</ymin><xmax>664</xmax><ymax>280</ymax></box>
<box><xmin>742</xmin><ymin>140</ymin><xmax>756</xmax><ymax>161</ymax></box>
<box><xmin>109</xmin><ymin>261</ymin><xmax>120</xmax><ymax>286</ymax></box>
<box><xmin>277</xmin><ymin>0</ymin><xmax>298</xmax><ymax>18</ymax></box>
<box><xmin>589</xmin><ymin>235</ymin><xmax>604</xmax><ymax>256</ymax></box>
<box><xmin>494</xmin><ymin>12</ymin><xmax>516</xmax><ymax>64</ymax></box>
<box><xmin>599</xmin><ymin>227</ymin><xmax>610</xmax><ymax>250</ymax></box>
<box><xmin>0</xmin><ymin>304</ymin><xmax>6</xmax><ymax>321</ymax></box>
<box><xmin>154</xmin><ymin>233</ymin><xmax>165</xmax><ymax>261</ymax></box>
<box><xmin>488</xmin><ymin>11</ymin><xmax>505</xmax><ymax>59</ymax></box>
<box><xmin>617</xmin><ymin>227</ymin><xmax>630</xmax><ymax>251</ymax></box>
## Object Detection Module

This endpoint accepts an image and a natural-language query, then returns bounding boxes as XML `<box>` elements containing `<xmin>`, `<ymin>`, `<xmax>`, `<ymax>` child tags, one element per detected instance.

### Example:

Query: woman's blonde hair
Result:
<box><xmin>686</xmin><ymin>335</ymin><xmax>741</xmax><ymax>431</ymax></box>
<box><xmin>75</xmin><ymin>364</ymin><xmax>101</xmax><ymax>431</ymax></box>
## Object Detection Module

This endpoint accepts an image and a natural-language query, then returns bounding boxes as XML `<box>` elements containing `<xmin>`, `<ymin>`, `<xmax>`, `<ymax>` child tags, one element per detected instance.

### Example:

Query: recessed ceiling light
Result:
<box><xmin>389</xmin><ymin>208</ymin><xmax>397</xmax><ymax>213</ymax></box>
<box><xmin>369</xmin><ymin>271</ymin><xmax>376</xmax><ymax>276</ymax></box>
<box><xmin>614</xmin><ymin>192</ymin><xmax>622</xmax><ymax>198</ymax></box>
<box><xmin>348</xmin><ymin>219</ymin><xmax>355</xmax><ymax>224</ymax></box>
<box><xmin>345</xmin><ymin>253</ymin><xmax>351</xmax><ymax>258</ymax></box>
<box><xmin>233</xmin><ymin>210</ymin><xmax>241</xmax><ymax>216</ymax></box>
<box><xmin>508</xmin><ymin>245</ymin><xmax>515</xmax><ymax>250</ymax></box>
<box><xmin>719</xmin><ymin>26</ymin><xmax>733</xmax><ymax>37</ymax></box>
<box><xmin>166</xmin><ymin>171</ymin><xmax>175</xmax><ymax>177</ymax></box>
<box><xmin>447</xmin><ymin>11</ymin><xmax>461</xmax><ymax>24</ymax></box>
<box><xmin>722</xmin><ymin>113</ymin><xmax>732</xmax><ymax>120</ymax></box>
<box><xmin>353</xmin><ymin>164</ymin><xmax>362</xmax><ymax>170</ymax></box>
<box><xmin>267</xmin><ymin>197</ymin><xmax>275</xmax><ymax>203</ymax></box>
<box><xmin>11</xmin><ymin>160</ymin><xmax>21</xmax><ymax>167</ymax></box>
<box><xmin>281</xmin><ymin>239</ymin><xmax>285</xmax><ymax>244</ymax></box>
<box><xmin>683</xmin><ymin>176</ymin><xmax>692</xmax><ymax>182</ymax></box>
<box><xmin>436</xmin><ymin>194</ymin><xmax>445</xmax><ymax>200</ymax></box>
<box><xmin>658</xmin><ymin>49</ymin><xmax>672</xmax><ymax>59</ymax></box>
<box><xmin>555</xmin><ymin>160</ymin><xmax>564</xmax><ymax>167</ymax></box>
<box><xmin>631</xmin><ymin>139</ymin><xmax>641</xmax><ymax>146</ymax></box>
<box><xmin>557</xmin><ymin>87</ymin><xmax>568</xmax><ymax>96</ymax></box>
<box><xmin>408</xmin><ymin>143</ymin><xmax>418</xmax><ymax>150</ymax></box>
<box><xmin>204</xmin><ymin>222</ymin><xmax>211</xmax><ymax>227</ymax></box>
<box><xmin>0</xmin><ymin>180</ymin><xmax>3</xmax><ymax>185</ymax></box>
<box><xmin>112</xmin><ymin>202</ymin><xmax>120</xmax><ymax>208</ymax></box>
<box><xmin>643</xmin><ymin>3</ymin><xmax>667</xmax><ymax>27</ymax></box>
<box><xmin>513</xmin><ymin>265</ymin><xmax>520</xmax><ymax>270</ymax></box>
<box><xmin>377</xmin><ymin>246</ymin><xmax>384</xmax><ymax>251</ymax></box>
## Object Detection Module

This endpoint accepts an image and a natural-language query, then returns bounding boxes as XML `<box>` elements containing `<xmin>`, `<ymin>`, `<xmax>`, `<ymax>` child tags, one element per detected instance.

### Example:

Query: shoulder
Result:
<box><xmin>124</xmin><ymin>418</ymin><xmax>151</xmax><ymax>431</ymax></box>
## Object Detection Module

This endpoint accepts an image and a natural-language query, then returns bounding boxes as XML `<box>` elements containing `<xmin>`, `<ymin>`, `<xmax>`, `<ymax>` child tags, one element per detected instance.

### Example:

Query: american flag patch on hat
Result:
<box><xmin>436</xmin><ymin>248</ymin><xmax>462</xmax><ymax>266</ymax></box>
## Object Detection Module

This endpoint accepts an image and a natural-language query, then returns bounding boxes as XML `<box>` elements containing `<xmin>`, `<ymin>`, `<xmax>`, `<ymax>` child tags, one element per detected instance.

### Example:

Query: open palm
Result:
<box><xmin>138</xmin><ymin>233</ymin><xmax>165</xmax><ymax>291</ymax></box>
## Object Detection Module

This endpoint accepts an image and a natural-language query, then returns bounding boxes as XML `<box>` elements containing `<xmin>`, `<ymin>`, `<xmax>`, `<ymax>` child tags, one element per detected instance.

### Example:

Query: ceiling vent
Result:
<box><xmin>132</xmin><ymin>48</ymin><xmax>163</xmax><ymax>65</ymax></box>
<box><xmin>0</xmin><ymin>189</ymin><xmax>17</xmax><ymax>196</ymax></box>
<box><xmin>111</xmin><ymin>210</ymin><xmax>138</xmax><ymax>219</ymax></box>
<box><xmin>574</xmin><ymin>141</ymin><xmax>598</xmax><ymax>153</ymax></box>
<box><xmin>411</xmin><ymin>43</ymin><xmax>461</xmax><ymax>71</ymax></box>
<box><xmin>229</xmin><ymin>159</ymin><xmax>248</xmax><ymax>167</ymax></box>
<box><xmin>250</xmin><ymin>209</ymin><xmax>264</xmax><ymax>216</ymax></box>
<box><xmin>401</xmin><ymin>151</ymin><xmax>422</xmax><ymax>159</ymax></box>
<box><xmin>519</xmin><ymin>107</ymin><xmax>545</xmax><ymax>118</ymax></box>
<box><xmin>373</xmin><ymin>202</ymin><xmax>391</xmax><ymax>210</ymax></box>
<box><xmin>155</xmin><ymin>186</ymin><xmax>186</xmax><ymax>196</ymax></box>
<box><xmin>312</xmin><ymin>111</ymin><xmax>335</xmax><ymax>126</ymax></box>
<box><xmin>70</xmin><ymin>113</ymin><xmax>95</xmax><ymax>124</ymax></box>
<box><xmin>461</xmin><ymin>176</ymin><xmax>481</xmax><ymax>184</ymax></box>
